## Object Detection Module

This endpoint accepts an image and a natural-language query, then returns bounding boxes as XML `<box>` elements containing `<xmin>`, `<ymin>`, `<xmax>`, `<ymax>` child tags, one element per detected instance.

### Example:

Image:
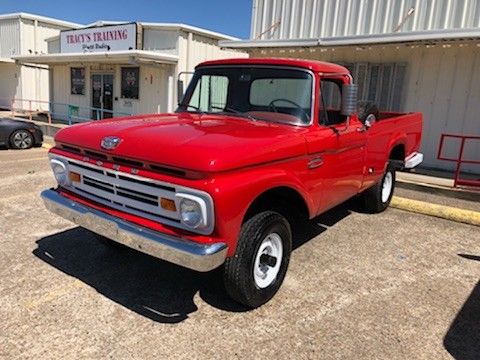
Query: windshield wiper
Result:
<box><xmin>210</xmin><ymin>106</ymin><xmax>256</xmax><ymax>121</ymax></box>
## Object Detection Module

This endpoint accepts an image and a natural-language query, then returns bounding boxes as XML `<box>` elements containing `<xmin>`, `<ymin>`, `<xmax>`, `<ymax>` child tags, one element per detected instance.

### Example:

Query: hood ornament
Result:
<box><xmin>101</xmin><ymin>136</ymin><xmax>122</xmax><ymax>150</ymax></box>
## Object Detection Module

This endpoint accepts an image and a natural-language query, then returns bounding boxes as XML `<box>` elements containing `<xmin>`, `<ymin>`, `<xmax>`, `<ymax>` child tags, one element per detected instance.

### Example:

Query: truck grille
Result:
<box><xmin>66</xmin><ymin>160</ymin><xmax>181</xmax><ymax>224</ymax></box>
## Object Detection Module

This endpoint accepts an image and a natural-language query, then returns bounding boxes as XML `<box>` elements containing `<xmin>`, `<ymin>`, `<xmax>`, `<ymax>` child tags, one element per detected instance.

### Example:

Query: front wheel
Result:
<box><xmin>223</xmin><ymin>211</ymin><xmax>292</xmax><ymax>308</ymax></box>
<box><xmin>361</xmin><ymin>163</ymin><xmax>396</xmax><ymax>213</ymax></box>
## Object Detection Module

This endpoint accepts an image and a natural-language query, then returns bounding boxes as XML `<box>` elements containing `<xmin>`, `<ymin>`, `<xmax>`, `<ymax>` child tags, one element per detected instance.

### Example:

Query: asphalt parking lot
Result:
<box><xmin>1</xmin><ymin>147</ymin><xmax>479</xmax><ymax>359</ymax></box>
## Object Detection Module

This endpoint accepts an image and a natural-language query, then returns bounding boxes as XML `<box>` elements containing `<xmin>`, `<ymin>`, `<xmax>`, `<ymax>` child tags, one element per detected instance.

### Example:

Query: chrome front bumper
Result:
<box><xmin>40</xmin><ymin>189</ymin><xmax>227</xmax><ymax>272</ymax></box>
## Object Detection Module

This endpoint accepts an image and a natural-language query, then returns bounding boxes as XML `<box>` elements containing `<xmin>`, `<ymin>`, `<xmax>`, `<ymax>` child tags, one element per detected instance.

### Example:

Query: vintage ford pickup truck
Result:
<box><xmin>41</xmin><ymin>58</ymin><xmax>423</xmax><ymax>308</ymax></box>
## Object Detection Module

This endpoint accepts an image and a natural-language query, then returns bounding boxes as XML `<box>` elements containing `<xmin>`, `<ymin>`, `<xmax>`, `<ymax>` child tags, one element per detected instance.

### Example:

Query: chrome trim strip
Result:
<box><xmin>40</xmin><ymin>189</ymin><xmax>227</xmax><ymax>272</ymax></box>
<box><xmin>404</xmin><ymin>152</ymin><xmax>423</xmax><ymax>169</ymax></box>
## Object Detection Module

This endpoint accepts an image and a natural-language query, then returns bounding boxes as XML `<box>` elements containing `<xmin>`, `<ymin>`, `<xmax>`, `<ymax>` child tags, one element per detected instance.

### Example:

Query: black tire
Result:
<box><xmin>361</xmin><ymin>162</ymin><xmax>396</xmax><ymax>213</ymax></box>
<box><xmin>223</xmin><ymin>211</ymin><xmax>292</xmax><ymax>308</ymax></box>
<box><xmin>9</xmin><ymin>129</ymin><xmax>34</xmax><ymax>149</ymax></box>
<box><xmin>357</xmin><ymin>101</ymin><xmax>380</xmax><ymax>125</ymax></box>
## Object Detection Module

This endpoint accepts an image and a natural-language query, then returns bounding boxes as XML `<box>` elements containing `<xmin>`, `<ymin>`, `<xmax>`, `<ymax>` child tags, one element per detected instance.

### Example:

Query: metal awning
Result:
<box><xmin>220</xmin><ymin>27</ymin><xmax>480</xmax><ymax>49</ymax></box>
<box><xmin>0</xmin><ymin>57</ymin><xmax>15</xmax><ymax>64</ymax></box>
<box><xmin>12</xmin><ymin>50</ymin><xmax>178</xmax><ymax>65</ymax></box>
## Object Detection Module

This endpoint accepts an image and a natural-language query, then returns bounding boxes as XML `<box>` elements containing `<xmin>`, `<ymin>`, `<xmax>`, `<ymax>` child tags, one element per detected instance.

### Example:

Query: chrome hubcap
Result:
<box><xmin>253</xmin><ymin>233</ymin><xmax>283</xmax><ymax>288</ymax></box>
<box><xmin>13</xmin><ymin>131</ymin><xmax>32</xmax><ymax>149</ymax></box>
<box><xmin>382</xmin><ymin>171</ymin><xmax>393</xmax><ymax>203</ymax></box>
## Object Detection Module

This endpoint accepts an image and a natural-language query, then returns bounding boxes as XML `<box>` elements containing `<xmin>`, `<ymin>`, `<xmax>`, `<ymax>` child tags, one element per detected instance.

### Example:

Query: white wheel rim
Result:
<box><xmin>382</xmin><ymin>171</ymin><xmax>393</xmax><ymax>203</ymax></box>
<box><xmin>253</xmin><ymin>233</ymin><xmax>283</xmax><ymax>289</ymax></box>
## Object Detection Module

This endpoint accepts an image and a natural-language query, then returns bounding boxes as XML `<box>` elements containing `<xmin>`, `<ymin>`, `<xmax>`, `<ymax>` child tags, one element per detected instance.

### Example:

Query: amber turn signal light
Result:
<box><xmin>160</xmin><ymin>198</ymin><xmax>177</xmax><ymax>212</ymax></box>
<box><xmin>69</xmin><ymin>171</ymin><xmax>81</xmax><ymax>182</ymax></box>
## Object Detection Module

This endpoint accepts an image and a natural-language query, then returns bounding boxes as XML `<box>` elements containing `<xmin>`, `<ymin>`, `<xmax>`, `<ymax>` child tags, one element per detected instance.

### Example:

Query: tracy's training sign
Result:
<box><xmin>60</xmin><ymin>23</ymin><xmax>137</xmax><ymax>53</ymax></box>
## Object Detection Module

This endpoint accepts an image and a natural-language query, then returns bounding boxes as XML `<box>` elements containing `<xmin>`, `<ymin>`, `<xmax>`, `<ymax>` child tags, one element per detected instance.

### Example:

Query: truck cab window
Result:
<box><xmin>319</xmin><ymin>80</ymin><xmax>346</xmax><ymax>126</ymax></box>
<box><xmin>178</xmin><ymin>67</ymin><xmax>313</xmax><ymax>125</ymax></box>
<box><xmin>189</xmin><ymin>75</ymin><xmax>228</xmax><ymax>112</ymax></box>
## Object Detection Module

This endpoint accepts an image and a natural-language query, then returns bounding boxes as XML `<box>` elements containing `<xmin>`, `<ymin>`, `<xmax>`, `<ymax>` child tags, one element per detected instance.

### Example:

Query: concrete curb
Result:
<box><xmin>391</xmin><ymin>196</ymin><xmax>480</xmax><ymax>226</ymax></box>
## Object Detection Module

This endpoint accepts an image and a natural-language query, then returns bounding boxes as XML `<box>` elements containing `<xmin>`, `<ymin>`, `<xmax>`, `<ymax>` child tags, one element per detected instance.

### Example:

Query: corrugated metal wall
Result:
<box><xmin>0</xmin><ymin>18</ymin><xmax>21</xmax><ymax>57</ymax></box>
<box><xmin>250</xmin><ymin>42</ymin><xmax>480</xmax><ymax>173</ymax></box>
<box><xmin>0</xmin><ymin>63</ymin><xmax>20</xmax><ymax>108</ymax></box>
<box><xmin>251</xmin><ymin>0</ymin><xmax>480</xmax><ymax>39</ymax></box>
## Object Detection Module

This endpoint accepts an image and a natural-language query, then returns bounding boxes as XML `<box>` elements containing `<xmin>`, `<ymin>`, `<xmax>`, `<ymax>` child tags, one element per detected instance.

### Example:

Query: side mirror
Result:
<box><xmin>177</xmin><ymin>79</ymin><xmax>184</xmax><ymax>103</ymax></box>
<box><xmin>341</xmin><ymin>84</ymin><xmax>358</xmax><ymax>116</ymax></box>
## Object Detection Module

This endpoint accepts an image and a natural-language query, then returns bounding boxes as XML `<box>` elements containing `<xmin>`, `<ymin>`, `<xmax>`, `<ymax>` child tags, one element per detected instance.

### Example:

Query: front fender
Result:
<box><xmin>208</xmin><ymin>161</ymin><xmax>314</xmax><ymax>256</ymax></box>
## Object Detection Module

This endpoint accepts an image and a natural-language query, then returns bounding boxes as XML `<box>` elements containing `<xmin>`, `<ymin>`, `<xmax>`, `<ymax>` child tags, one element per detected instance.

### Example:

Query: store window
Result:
<box><xmin>71</xmin><ymin>67</ymin><xmax>85</xmax><ymax>95</ymax></box>
<box><xmin>121</xmin><ymin>67</ymin><xmax>139</xmax><ymax>99</ymax></box>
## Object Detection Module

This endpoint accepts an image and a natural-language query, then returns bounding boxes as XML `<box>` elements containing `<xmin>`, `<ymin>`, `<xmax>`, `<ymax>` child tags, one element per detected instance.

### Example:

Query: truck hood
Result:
<box><xmin>54</xmin><ymin>113</ymin><xmax>308</xmax><ymax>173</ymax></box>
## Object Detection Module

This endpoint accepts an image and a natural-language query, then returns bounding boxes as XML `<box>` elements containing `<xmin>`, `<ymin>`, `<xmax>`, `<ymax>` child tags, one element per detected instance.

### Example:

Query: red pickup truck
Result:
<box><xmin>41</xmin><ymin>58</ymin><xmax>422</xmax><ymax>308</ymax></box>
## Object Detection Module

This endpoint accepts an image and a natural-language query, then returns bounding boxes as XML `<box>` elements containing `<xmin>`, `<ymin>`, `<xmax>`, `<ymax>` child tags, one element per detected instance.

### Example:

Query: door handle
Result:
<box><xmin>308</xmin><ymin>157</ymin><xmax>323</xmax><ymax>169</ymax></box>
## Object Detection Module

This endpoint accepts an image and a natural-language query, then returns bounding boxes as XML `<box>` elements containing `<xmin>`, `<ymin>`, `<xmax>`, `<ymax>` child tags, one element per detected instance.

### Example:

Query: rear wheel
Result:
<box><xmin>223</xmin><ymin>211</ymin><xmax>292</xmax><ymax>308</ymax></box>
<box><xmin>10</xmin><ymin>129</ymin><xmax>34</xmax><ymax>149</ymax></box>
<box><xmin>361</xmin><ymin>163</ymin><xmax>396</xmax><ymax>213</ymax></box>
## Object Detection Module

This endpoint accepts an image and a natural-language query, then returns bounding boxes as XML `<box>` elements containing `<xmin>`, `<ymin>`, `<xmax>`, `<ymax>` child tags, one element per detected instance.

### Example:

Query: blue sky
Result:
<box><xmin>0</xmin><ymin>0</ymin><xmax>252</xmax><ymax>39</ymax></box>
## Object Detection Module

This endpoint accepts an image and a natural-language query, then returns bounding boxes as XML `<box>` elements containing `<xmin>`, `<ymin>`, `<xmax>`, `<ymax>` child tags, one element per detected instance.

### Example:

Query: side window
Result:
<box><xmin>319</xmin><ymin>80</ymin><xmax>346</xmax><ymax>125</ymax></box>
<box><xmin>189</xmin><ymin>75</ymin><xmax>228</xmax><ymax>112</ymax></box>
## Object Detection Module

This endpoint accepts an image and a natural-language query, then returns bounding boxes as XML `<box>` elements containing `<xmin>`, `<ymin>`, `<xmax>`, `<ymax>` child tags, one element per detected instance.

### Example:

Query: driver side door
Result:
<box><xmin>306</xmin><ymin>77</ymin><xmax>367</xmax><ymax>214</ymax></box>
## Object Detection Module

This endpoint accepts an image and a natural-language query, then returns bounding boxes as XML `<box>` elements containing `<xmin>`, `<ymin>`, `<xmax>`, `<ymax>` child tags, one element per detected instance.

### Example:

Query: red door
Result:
<box><xmin>304</xmin><ymin>78</ymin><xmax>367</xmax><ymax>215</ymax></box>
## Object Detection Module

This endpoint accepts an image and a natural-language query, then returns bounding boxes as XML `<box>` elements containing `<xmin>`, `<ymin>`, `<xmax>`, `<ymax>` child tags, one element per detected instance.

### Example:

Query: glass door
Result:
<box><xmin>91</xmin><ymin>74</ymin><xmax>114</xmax><ymax>119</ymax></box>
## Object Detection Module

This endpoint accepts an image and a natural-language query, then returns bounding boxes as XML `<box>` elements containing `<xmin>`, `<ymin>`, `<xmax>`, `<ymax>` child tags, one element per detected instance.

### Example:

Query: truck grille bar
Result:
<box><xmin>66</xmin><ymin>159</ymin><xmax>182</xmax><ymax>224</ymax></box>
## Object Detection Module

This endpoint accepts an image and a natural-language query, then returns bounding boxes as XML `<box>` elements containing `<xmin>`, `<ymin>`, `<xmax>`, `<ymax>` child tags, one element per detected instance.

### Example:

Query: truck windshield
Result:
<box><xmin>177</xmin><ymin>66</ymin><xmax>313</xmax><ymax>125</ymax></box>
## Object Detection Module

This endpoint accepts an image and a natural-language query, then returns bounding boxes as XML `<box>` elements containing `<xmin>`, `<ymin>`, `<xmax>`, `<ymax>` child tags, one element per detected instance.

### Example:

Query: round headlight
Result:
<box><xmin>179</xmin><ymin>198</ymin><xmax>203</xmax><ymax>228</ymax></box>
<box><xmin>50</xmin><ymin>159</ymin><xmax>69</xmax><ymax>186</ymax></box>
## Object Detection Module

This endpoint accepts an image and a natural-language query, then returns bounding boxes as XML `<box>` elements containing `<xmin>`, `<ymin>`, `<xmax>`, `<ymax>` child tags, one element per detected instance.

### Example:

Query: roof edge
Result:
<box><xmin>220</xmin><ymin>27</ymin><xmax>480</xmax><ymax>49</ymax></box>
<box><xmin>140</xmin><ymin>22</ymin><xmax>240</xmax><ymax>41</ymax></box>
<box><xmin>0</xmin><ymin>12</ymin><xmax>82</xmax><ymax>28</ymax></box>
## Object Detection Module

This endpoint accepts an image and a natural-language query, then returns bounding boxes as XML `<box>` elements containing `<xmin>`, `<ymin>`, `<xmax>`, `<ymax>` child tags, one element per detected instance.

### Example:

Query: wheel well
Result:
<box><xmin>243</xmin><ymin>187</ymin><xmax>309</xmax><ymax>226</ymax></box>
<box><xmin>389</xmin><ymin>144</ymin><xmax>405</xmax><ymax>169</ymax></box>
<box><xmin>390</xmin><ymin>144</ymin><xmax>405</xmax><ymax>161</ymax></box>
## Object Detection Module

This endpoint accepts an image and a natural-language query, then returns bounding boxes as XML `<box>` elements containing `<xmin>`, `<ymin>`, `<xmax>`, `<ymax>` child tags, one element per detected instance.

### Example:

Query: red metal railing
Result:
<box><xmin>437</xmin><ymin>133</ymin><xmax>480</xmax><ymax>188</ymax></box>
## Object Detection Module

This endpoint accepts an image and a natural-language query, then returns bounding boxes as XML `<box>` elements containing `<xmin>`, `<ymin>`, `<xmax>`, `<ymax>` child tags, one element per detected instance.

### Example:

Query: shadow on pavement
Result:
<box><xmin>443</xmin><ymin>254</ymin><xmax>480</xmax><ymax>359</ymax></box>
<box><xmin>33</xmin><ymin>201</ymin><xmax>354</xmax><ymax>323</ymax></box>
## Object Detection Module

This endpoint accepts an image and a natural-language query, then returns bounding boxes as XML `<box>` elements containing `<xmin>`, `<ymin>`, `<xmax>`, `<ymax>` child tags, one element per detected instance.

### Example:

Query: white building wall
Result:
<box><xmin>47</xmin><ymin>38</ymin><xmax>60</xmax><ymax>53</ymax></box>
<box><xmin>250</xmin><ymin>42</ymin><xmax>480</xmax><ymax>173</ymax></box>
<box><xmin>0</xmin><ymin>63</ymin><xmax>20</xmax><ymax>108</ymax></box>
<box><xmin>251</xmin><ymin>0</ymin><xmax>480</xmax><ymax>40</ymax></box>
<box><xmin>51</xmin><ymin>64</ymin><xmax>90</xmax><ymax>120</ymax></box>
<box><xmin>0</xmin><ymin>18</ymin><xmax>21</xmax><ymax>57</ymax></box>
<box><xmin>177</xmin><ymin>30</ymin><xmax>247</xmax><ymax>86</ymax></box>
<box><xmin>143</xmin><ymin>29</ymin><xmax>178</xmax><ymax>54</ymax></box>
<box><xmin>0</xmin><ymin>15</ymin><xmax>76</xmax><ymax>110</ymax></box>
<box><xmin>50</xmin><ymin>63</ymin><xmax>174</xmax><ymax>121</ymax></box>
